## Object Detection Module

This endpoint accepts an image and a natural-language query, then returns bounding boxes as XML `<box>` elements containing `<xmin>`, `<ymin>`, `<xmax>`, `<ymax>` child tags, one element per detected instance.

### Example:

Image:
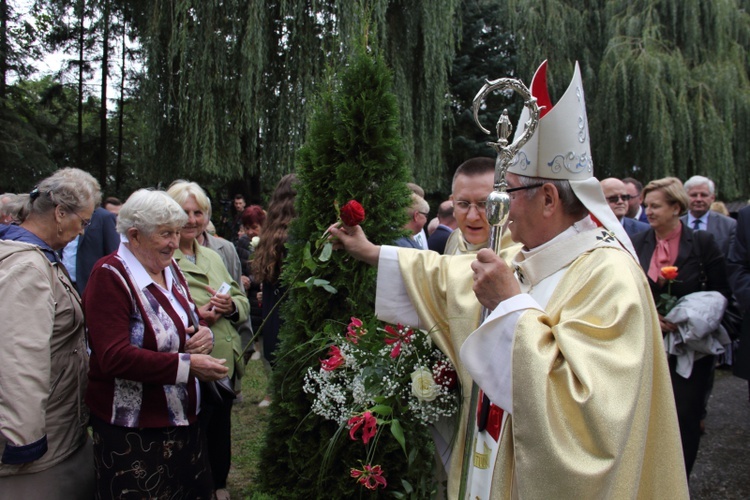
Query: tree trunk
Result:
<box><xmin>116</xmin><ymin>13</ymin><xmax>125</xmax><ymax>193</ymax></box>
<box><xmin>99</xmin><ymin>0</ymin><xmax>110</xmax><ymax>190</ymax></box>
<box><xmin>77</xmin><ymin>0</ymin><xmax>85</xmax><ymax>168</ymax></box>
<box><xmin>0</xmin><ymin>0</ymin><xmax>8</xmax><ymax>100</ymax></box>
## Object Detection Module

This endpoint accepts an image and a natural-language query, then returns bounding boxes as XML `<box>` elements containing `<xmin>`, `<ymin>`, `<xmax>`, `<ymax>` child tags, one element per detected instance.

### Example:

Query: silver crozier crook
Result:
<box><xmin>457</xmin><ymin>77</ymin><xmax>539</xmax><ymax>499</ymax></box>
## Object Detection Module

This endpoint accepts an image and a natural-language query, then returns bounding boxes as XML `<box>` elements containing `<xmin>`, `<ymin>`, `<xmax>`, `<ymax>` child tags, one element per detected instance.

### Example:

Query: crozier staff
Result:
<box><xmin>84</xmin><ymin>189</ymin><xmax>227</xmax><ymax>499</ymax></box>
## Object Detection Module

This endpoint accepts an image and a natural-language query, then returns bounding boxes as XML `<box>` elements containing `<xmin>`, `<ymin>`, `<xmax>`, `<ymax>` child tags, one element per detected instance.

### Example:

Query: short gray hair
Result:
<box><xmin>16</xmin><ymin>168</ymin><xmax>101</xmax><ymax>223</ymax></box>
<box><xmin>117</xmin><ymin>189</ymin><xmax>188</xmax><ymax>236</ymax></box>
<box><xmin>517</xmin><ymin>175</ymin><xmax>588</xmax><ymax>219</ymax></box>
<box><xmin>684</xmin><ymin>175</ymin><xmax>715</xmax><ymax>195</ymax></box>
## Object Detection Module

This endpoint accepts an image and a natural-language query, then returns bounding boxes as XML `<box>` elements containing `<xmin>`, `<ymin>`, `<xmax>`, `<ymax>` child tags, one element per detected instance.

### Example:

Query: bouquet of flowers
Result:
<box><xmin>303</xmin><ymin>316</ymin><xmax>459</xmax><ymax>491</ymax></box>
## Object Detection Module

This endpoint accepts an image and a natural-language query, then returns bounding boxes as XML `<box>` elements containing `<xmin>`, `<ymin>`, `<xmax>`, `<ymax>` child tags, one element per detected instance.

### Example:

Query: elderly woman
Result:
<box><xmin>0</xmin><ymin>168</ymin><xmax>97</xmax><ymax>498</ymax></box>
<box><xmin>631</xmin><ymin>177</ymin><xmax>731</xmax><ymax>478</ymax></box>
<box><xmin>84</xmin><ymin>189</ymin><xmax>228</xmax><ymax>499</ymax></box>
<box><xmin>167</xmin><ymin>181</ymin><xmax>249</xmax><ymax>500</ymax></box>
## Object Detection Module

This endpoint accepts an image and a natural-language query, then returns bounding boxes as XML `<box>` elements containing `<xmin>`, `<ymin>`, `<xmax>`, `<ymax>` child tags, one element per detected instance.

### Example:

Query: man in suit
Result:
<box><xmin>601</xmin><ymin>177</ymin><xmax>650</xmax><ymax>239</ymax></box>
<box><xmin>427</xmin><ymin>200</ymin><xmax>457</xmax><ymax>254</ymax></box>
<box><xmin>623</xmin><ymin>177</ymin><xmax>649</xmax><ymax>223</ymax></box>
<box><xmin>681</xmin><ymin>175</ymin><xmax>737</xmax><ymax>257</ymax></box>
<box><xmin>75</xmin><ymin>206</ymin><xmax>120</xmax><ymax>294</ymax></box>
<box><xmin>394</xmin><ymin>193</ymin><xmax>429</xmax><ymax>249</ymax></box>
<box><xmin>727</xmin><ymin>205</ymin><xmax>750</xmax><ymax>401</ymax></box>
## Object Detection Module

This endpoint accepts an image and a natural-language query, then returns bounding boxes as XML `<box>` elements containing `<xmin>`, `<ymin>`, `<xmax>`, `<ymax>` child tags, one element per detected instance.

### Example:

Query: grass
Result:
<box><xmin>227</xmin><ymin>358</ymin><xmax>271</xmax><ymax>499</ymax></box>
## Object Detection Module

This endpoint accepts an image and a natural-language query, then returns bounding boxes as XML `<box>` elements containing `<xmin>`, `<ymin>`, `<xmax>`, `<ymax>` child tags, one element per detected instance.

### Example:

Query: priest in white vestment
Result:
<box><xmin>331</xmin><ymin>60</ymin><xmax>688</xmax><ymax>499</ymax></box>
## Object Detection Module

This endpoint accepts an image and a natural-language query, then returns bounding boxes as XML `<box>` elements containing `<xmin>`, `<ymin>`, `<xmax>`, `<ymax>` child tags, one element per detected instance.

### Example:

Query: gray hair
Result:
<box><xmin>407</xmin><ymin>193</ymin><xmax>430</xmax><ymax>216</ymax></box>
<box><xmin>15</xmin><ymin>168</ymin><xmax>102</xmax><ymax>223</ymax></box>
<box><xmin>517</xmin><ymin>175</ymin><xmax>588</xmax><ymax>219</ymax></box>
<box><xmin>117</xmin><ymin>189</ymin><xmax>188</xmax><ymax>236</ymax></box>
<box><xmin>684</xmin><ymin>175</ymin><xmax>715</xmax><ymax>195</ymax></box>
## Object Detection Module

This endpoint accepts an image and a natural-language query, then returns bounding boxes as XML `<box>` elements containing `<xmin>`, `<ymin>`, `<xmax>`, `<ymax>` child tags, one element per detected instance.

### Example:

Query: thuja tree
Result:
<box><xmin>254</xmin><ymin>45</ymin><xmax>433</xmax><ymax>498</ymax></box>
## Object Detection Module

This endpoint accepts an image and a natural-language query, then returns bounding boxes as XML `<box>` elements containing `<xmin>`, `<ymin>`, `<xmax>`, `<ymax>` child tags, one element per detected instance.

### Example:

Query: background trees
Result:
<box><xmin>2</xmin><ymin>0</ymin><xmax>749</xmax><ymax>204</ymax></box>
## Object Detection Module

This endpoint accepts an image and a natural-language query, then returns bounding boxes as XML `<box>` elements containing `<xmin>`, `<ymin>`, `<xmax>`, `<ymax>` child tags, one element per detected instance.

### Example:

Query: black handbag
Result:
<box><xmin>694</xmin><ymin>236</ymin><xmax>743</xmax><ymax>340</ymax></box>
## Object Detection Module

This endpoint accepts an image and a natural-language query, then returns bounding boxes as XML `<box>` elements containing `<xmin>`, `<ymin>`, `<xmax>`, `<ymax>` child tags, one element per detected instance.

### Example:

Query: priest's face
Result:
<box><xmin>450</xmin><ymin>171</ymin><xmax>495</xmax><ymax>245</ymax></box>
<box><xmin>506</xmin><ymin>173</ymin><xmax>544</xmax><ymax>248</ymax></box>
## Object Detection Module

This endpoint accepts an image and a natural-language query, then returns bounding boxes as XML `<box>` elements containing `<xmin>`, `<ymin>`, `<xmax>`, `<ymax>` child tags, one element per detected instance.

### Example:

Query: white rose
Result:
<box><xmin>251</xmin><ymin>236</ymin><xmax>260</xmax><ymax>248</ymax></box>
<box><xmin>410</xmin><ymin>368</ymin><xmax>439</xmax><ymax>402</ymax></box>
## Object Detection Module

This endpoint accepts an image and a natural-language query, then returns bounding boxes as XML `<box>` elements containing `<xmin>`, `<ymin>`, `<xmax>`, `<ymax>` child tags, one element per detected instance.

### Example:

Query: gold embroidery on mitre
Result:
<box><xmin>472</xmin><ymin>438</ymin><xmax>492</xmax><ymax>470</ymax></box>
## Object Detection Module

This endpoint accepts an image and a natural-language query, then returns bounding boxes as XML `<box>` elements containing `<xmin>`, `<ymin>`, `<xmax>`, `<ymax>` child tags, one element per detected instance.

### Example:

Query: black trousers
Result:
<box><xmin>199</xmin><ymin>392</ymin><xmax>234</xmax><ymax>489</ymax></box>
<box><xmin>669</xmin><ymin>354</ymin><xmax>715</xmax><ymax>478</ymax></box>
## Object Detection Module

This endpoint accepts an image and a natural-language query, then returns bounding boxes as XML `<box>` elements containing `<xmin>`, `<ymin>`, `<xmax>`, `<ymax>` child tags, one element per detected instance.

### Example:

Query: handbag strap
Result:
<box><xmin>692</xmin><ymin>232</ymin><xmax>709</xmax><ymax>291</ymax></box>
<box><xmin>168</xmin><ymin>263</ymin><xmax>201</xmax><ymax>331</ymax></box>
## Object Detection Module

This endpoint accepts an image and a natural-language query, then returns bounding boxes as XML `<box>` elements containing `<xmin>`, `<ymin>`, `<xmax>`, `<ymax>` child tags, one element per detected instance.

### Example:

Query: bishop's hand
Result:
<box><xmin>471</xmin><ymin>248</ymin><xmax>520</xmax><ymax>310</ymax></box>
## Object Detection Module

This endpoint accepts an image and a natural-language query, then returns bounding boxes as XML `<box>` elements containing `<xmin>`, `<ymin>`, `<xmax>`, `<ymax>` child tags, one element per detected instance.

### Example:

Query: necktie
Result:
<box><xmin>693</xmin><ymin>219</ymin><xmax>701</xmax><ymax>231</ymax></box>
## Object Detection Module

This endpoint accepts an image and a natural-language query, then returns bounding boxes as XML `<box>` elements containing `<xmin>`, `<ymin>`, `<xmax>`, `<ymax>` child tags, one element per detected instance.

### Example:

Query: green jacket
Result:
<box><xmin>174</xmin><ymin>243</ymin><xmax>249</xmax><ymax>379</ymax></box>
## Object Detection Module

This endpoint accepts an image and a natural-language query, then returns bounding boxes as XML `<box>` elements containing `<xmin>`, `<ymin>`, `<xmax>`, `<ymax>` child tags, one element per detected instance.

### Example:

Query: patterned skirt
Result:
<box><xmin>90</xmin><ymin>415</ymin><xmax>213</xmax><ymax>499</ymax></box>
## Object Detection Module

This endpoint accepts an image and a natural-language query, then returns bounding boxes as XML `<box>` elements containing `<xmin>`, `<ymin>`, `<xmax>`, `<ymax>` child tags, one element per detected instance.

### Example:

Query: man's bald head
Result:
<box><xmin>600</xmin><ymin>177</ymin><xmax>630</xmax><ymax>220</ymax></box>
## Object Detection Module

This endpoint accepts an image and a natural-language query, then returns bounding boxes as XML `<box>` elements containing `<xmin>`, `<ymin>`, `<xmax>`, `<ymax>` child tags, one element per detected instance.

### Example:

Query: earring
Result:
<box><xmin>57</xmin><ymin>223</ymin><xmax>62</xmax><ymax>235</ymax></box>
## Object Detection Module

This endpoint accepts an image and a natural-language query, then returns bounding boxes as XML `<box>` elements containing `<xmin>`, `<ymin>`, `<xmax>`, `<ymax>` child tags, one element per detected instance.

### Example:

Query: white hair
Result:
<box><xmin>117</xmin><ymin>189</ymin><xmax>188</xmax><ymax>235</ymax></box>
<box><xmin>684</xmin><ymin>175</ymin><xmax>715</xmax><ymax>195</ymax></box>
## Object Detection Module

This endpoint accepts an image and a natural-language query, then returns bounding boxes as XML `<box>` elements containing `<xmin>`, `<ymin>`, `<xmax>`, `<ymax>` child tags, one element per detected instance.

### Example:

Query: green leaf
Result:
<box><xmin>319</xmin><ymin>242</ymin><xmax>333</xmax><ymax>262</ymax></box>
<box><xmin>369</xmin><ymin>404</ymin><xmax>393</xmax><ymax>416</ymax></box>
<box><xmin>390</xmin><ymin>418</ymin><xmax>407</xmax><ymax>456</ymax></box>
<box><xmin>302</xmin><ymin>242</ymin><xmax>316</xmax><ymax>272</ymax></box>
<box><xmin>400</xmin><ymin>479</ymin><xmax>414</xmax><ymax>494</ymax></box>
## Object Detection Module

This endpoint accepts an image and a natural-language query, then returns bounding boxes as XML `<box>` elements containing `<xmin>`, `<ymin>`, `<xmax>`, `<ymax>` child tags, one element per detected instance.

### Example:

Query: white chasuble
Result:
<box><xmin>460</xmin><ymin>225</ymin><xmax>690</xmax><ymax>499</ymax></box>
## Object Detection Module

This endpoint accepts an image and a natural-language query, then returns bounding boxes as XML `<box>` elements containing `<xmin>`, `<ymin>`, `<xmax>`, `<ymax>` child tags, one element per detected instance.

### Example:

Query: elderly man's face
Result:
<box><xmin>601</xmin><ymin>181</ymin><xmax>630</xmax><ymax>219</ymax></box>
<box><xmin>687</xmin><ymin>184</ymin><xmax>715</xmax><ymax>218</ymax></box>
<box><xmin>623</xmin><ymin>182</ymin><xmax>641</xmax><ymax>218</ymax></box>
<box><xmin>506</xmin><ymin>173</ymin><xmax>544</xmax><ymax>248</ymax></box>
<box><xmin>450</xmin><ymin>171</ymin><xmax>494</xmax><ymax>245</ymax></box>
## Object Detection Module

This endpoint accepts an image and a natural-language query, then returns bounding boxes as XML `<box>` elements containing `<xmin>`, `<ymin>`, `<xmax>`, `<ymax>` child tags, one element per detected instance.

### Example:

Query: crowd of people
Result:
<box><xmin>0</xmin><ymin>173</ymin><xmax>290</xmax><ymax>500</ymax></box>
<box><xmin>1</xmin><ymin>59</ymin><xmax>749</xmax><ymax>500</ymax></box>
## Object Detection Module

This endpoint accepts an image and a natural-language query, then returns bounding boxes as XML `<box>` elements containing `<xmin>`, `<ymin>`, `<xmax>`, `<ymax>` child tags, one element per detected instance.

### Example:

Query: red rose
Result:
<box><xmin>433</xmin><ymin>360</ymin><xmax>458</xmax><ymax>390</ymax></box>
<box><xmin>660</xmin><ymin>266</ymin><xmax>679</xmax><ymax>281</ymax></box>
<box><xmin>340</xmin><ymin>200</ymin><xmax>365</xmax><ymax>227</ymax></box>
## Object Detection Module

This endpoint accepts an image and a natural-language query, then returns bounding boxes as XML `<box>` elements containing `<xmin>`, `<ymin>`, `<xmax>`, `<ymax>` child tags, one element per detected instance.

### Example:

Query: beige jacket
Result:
<box><xmin>0</xmin><ymin>241</ymin><xmax>89</xmax><ymax>476</ymax></box>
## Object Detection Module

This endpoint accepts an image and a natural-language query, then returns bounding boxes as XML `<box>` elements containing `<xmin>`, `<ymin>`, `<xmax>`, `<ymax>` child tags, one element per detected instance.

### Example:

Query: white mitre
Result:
<box><xmin>509</xmin><ymin>60</ymin><xmax>637</xmax><ymax>258</ymax></box>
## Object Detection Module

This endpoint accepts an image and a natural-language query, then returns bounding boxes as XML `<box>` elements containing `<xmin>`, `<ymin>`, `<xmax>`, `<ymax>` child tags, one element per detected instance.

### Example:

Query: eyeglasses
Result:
<box><xmin>605</xmin><ymin>194</ymin><xmax>632</xmax><ymax>203</ymax></box>
<box><xmin>417</xmin><ymin>211</ymin><xmax>429</xmax><ymax>218</ymax></box>
<box><xmin>506</xmin><ymin>183</ymin><xmax>545</xmax><ymax>194</ymax></box>
<box><xmin>453</xmin><ymin>201</ymin><xmax>487</xmax><ymax>213</ymax></box>
<box><xmin>71</xmin><ymin>212</ymin><xmax>92</xmax><ymax>229</ymax></box>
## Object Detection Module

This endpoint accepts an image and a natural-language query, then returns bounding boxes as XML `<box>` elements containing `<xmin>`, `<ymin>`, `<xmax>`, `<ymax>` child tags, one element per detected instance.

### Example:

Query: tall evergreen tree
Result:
<box><xmin>255</xmin><ymin>44</ymin><xmax>431</xmax><ymax>498</ymax></box>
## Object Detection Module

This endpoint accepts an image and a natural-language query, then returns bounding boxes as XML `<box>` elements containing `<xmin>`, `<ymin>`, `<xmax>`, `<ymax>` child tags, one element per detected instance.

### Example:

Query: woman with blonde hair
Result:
<box><xmin>0</xmin><ymin>168</ymin><xmax>99</xmax><ymax>498</ymax></box>
<box><xmin>167</xmin><ymin>180</ymin><xmax>249</xmax><ymax>500</ymax></box>
<box><xmin>631</xmin><ymin>176</ymin><xmax>730</xmax><ymax>479</ymax></box>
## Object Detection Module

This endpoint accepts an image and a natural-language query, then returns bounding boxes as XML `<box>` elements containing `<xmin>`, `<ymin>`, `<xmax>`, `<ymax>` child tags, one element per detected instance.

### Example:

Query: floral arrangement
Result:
<box><xmin>303</xmin><ymin>316</ymin><xmax>459</xmax><ymax>491</ymax></box>
<box><xmin>656</xmin><ymin>266</ymin><xmax>680</xmax><ymax>315</ymax></box>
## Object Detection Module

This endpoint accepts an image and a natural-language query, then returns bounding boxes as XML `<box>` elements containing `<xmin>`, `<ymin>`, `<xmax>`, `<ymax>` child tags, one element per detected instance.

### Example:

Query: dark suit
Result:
<box><xmin>427</xmin><ymin>225</ymin><xmax>453</xmax><ymax>254</ymax></box>
<box><xmin>681</xmin><ymin>211</ymin><xmax>737</xmax><ymax>257</ymax></box>
<box><xmin>76</xmin><ymin>207</ymin><xmax>119</xmax><ymax>294</ymax></box>
<box><xmin>632</xmin><ymin>223</ymin><xmax>730</xmax><ymax>476</ymax></box>
<box><xmin>622</xmin><ymin>217</ymin><xmax>649</xmax><ymax>240</ymax></box>
<box><xmin>728</xmin><ymin>206</ymin><xmax>750</xmax><ymax>381</ymax></box>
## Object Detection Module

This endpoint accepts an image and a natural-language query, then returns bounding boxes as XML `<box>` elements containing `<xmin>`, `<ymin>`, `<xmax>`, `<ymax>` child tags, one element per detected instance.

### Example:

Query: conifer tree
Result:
<box><xmin>255</xmin><ymin>44</ymin><xmax>436</xmax><ymax>498</ymax></box>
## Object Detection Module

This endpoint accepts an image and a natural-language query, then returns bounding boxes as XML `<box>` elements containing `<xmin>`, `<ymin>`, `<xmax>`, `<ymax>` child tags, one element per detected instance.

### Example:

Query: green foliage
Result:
<box><xmin>499</xmin><ymin>0</ymin><xmax>750</xmax><ymax>200</ymax></box>
<box><xmin>255</xmin><ymin>45</ymin><xmax>433</xmax><ymax>499</ymax></box>
<box><xmin>443</xmin><ymin>0</ymin><xmax>517</xmax><ymax>195</ymax></box>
